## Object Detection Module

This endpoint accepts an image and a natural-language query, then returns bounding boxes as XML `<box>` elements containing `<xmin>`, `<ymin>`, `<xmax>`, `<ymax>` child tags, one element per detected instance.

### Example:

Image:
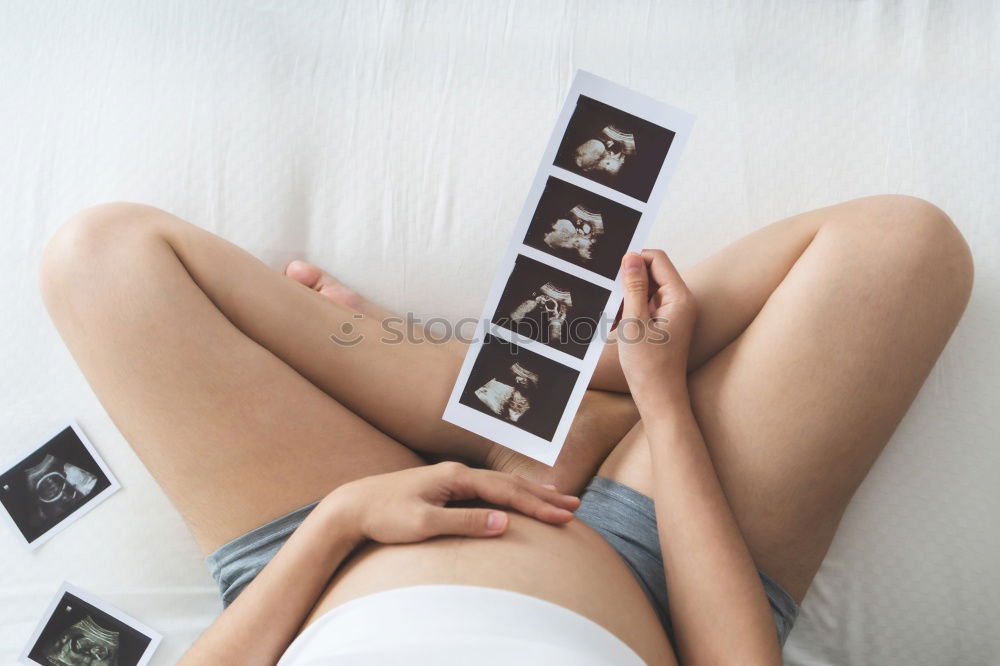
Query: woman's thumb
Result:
<box><xmin>430</xmin><ymin>507</ymin><xmax>509</xmax><ymax>537</ymax></box>
<box><xmin>621</xmin><ymin>252</ymin><xmax>649</xmax><ymax>323</ymax></box>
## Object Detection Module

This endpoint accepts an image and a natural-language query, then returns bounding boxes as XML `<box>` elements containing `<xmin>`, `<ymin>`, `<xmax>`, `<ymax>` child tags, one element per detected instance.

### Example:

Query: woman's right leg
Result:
<box><xmin>40</xmin><ymin>204</ymin><xmax>431</xmax><ymax>553</ymax></box>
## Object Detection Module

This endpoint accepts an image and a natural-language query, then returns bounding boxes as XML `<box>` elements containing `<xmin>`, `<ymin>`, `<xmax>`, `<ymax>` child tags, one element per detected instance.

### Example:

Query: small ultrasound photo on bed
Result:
<box><xmin>22</xmin><ymin>585</ymin><xmax>159</xmax><ymax>666</ymax></box>
<box><xmin>0</xmin><ymin>424</ymin><xmax>118</xmax><ymax>549</ymax></box>
<box><xmin>459</xmin><ymin>333</ymin><xmax>579</xmax><ymax>441</ymax></box>
<box><xmin>523</xmin><ymin>176</ymin><xmax>642</xmax><ymax>280</ymax></box>
<box><xmin>553</xmin><ymin>94</ymin><xmax>676</xmax><ymax>203</ymax></box>
<box><xmin>491</xmin><ymin>254</ymin><xmax>611</xmax><ymax>360</ymax></box>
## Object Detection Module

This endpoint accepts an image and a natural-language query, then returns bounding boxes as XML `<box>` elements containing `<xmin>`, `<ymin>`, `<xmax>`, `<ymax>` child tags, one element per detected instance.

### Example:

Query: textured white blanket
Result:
<box><xmin>1</xmin><ymin>2</ymin><xmax>997</xmax><ymax>664</ymax></box>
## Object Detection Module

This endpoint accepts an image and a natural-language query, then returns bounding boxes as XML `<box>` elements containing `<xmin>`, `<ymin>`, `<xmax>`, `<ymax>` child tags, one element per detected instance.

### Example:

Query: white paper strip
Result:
<box><xmin>443</xmin><ymin>71</ymin><xmax>694</xmax><ymax>466</ymax></box>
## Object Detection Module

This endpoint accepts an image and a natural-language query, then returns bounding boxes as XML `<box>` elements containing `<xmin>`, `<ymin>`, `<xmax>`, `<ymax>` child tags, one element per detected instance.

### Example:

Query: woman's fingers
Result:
<box><xmin>640</xmin><ymin>249</ymin><xmax>684</xmax><ymax>289</ymax></box>
<box><xmin>443</xmin><ymin>465</ymin><xmax>577</xmax><ymax>524</ymax></box>
<box><xmin>526</xmin><ymin>479</ymin><xmax>581</xmax><ymax>510</ymax></box>
<box><xmin>441</xmin><ymin>464</ymin><xmax>579</xmax><ymax>508</ymax></box>
<box><xmin>540</xmin><ymin>483</ymin><xmax>581</xmax><ymax>510</ymax></box>
<box><xmin>475</xmin><ymin>472</ymin><xmax>577</xmax><ymax>523</ymax></box>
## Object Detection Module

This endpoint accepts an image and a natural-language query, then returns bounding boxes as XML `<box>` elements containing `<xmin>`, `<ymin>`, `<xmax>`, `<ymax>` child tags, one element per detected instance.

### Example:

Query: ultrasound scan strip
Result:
<box><xmin>443</xmin><ymin>71</ymin><xmax>694</xmax><ymax>465</ymax></box>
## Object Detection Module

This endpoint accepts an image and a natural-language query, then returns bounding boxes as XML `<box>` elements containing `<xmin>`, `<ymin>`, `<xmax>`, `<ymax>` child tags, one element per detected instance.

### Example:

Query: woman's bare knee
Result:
<box><xmin>887</xmin><ymin>195</ymin><xmax>972</xmax><ymax>313</ymax></box>
<box><xmin>824</xmin><ymin>194</ymin><xmax>974</xmax><ymax>320</ymax></box>
<box><xmin>860</xmin><ymin>195</ymin><xmax>971</xmax><ymax>275</ymax></box>
<box><xmin>39</xmin><ymin>202</ymin><xmax>171</xmax><ymax>308</ymax></box>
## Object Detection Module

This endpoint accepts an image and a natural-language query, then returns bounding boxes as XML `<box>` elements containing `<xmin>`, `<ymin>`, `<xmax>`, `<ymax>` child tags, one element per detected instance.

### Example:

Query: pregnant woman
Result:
<box><xmin>39</xmin><ymin>195</ymin><xmax>971</xmax><ymax>664</ymax></box>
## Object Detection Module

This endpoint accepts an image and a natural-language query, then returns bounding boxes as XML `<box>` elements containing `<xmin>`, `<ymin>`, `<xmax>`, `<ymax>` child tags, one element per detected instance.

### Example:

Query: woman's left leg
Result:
<box><xmin>597</xmin><ymin>195</ymin><xmax>974</xmax><ymax>603</ymax></box>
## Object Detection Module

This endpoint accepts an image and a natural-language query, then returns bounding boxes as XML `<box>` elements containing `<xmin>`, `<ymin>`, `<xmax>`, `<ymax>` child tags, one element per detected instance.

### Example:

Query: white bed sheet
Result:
<box><xmin>1</xmin><ymin>2</ymin><xmax>997</xmax><ymax>664</ymax></box>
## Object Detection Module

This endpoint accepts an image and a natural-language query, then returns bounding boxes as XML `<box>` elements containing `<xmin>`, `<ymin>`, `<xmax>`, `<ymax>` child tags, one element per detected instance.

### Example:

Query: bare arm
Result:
<box><xmin>178</xmin><ymin>496</ymin><xmax>358</xmax><ymax>665</ymax></box>
<box><xmin>643</xmin><ymin>392</ymin><xmax>781</xmax><ymax>664</ymax></box>
<box><xmin>617</xmin><ymin>251</ymin><xmax>782</xmax><ymax>665</ymax></box>
<box><xmin>179</xmin><ymin>463</ymin><xmax>580</xmax><ymax>665</ymax></box>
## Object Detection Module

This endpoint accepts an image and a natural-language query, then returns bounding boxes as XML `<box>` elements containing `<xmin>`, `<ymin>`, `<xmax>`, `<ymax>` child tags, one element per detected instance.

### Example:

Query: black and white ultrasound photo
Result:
<box><xmin>444</xmin><ymin>71</ymin><xmax>693</xmax><ymax>464</ymax></box>
<box><xmin>24</xmin><ymin>588</ymin><xmax>157</xmax><ymax>666</ymax></box>
<box><xmin>491</xmin><ymin>254</ymin><xmax>611</xmax><ymax>360</ymax></box>
<box><xmin>522</xmin><ymin>176</ymin><xmax>642</xmax><ymax>279</ymax></box>
<box><xmin>459</xmin><ymin>334</ymin><xmax>579</xmax><ymax>441</ymax></box>
<box><xmin>553</xmin><ymin>95</ymin><xmax>676</xmax><ymax>202</ymax></box>
<box><xmin>0</xmin><ymin>425</ymin><xmax>117</xmax><ymax>548</ymax></box>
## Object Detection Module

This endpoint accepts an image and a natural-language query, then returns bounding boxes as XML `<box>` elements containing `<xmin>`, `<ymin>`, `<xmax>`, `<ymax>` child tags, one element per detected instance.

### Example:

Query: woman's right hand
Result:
<box><xmin>616</xmin><ymin>250</ymin><xmax>697</xmax><ymax>401</ymax></box>
<box><xmin>328</xmin><ymin>462</ymin><xmax>580</xmax><ymax>545</ymax></box>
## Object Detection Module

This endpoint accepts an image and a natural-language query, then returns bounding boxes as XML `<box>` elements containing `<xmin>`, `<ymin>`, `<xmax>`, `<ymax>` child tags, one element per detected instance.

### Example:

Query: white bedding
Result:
<box><xmin>1</xmin><ymin>2</ymin><xmax>997</xmax><ymax>664</ymax></box>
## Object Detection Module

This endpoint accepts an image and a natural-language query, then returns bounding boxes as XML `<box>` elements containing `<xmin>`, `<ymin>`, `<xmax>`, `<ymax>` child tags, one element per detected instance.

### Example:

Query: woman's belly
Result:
<box><xmin>301</xmin><ymin>513</ymin><xmax>675</xmax><ymax>665</ymax></box>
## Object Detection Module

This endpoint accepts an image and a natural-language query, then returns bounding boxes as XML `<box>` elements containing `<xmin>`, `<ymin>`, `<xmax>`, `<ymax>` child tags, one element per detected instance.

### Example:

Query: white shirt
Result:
<box><xmin>278</xmin><ymin>584</ymin><xmax>645</xmax><ymax>665</ymax></box>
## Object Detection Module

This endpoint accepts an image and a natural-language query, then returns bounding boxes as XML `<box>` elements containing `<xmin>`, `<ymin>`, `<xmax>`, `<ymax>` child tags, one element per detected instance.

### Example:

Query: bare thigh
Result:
<box><xmin>600</xmin><ymin>195</ymin><xmax>974</xmax><ymax>603</ymax></box>
<box><xmin>39</xmin><ymin>205</ymin><xmax>428</xmax><ymax>552</ymax></box>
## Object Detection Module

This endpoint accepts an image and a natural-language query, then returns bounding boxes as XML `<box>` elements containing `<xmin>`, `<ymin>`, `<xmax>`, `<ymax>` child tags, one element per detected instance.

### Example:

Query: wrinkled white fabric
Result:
<box><xmin>277</xmin><ymin>585</ymin><xmax>645</xmax><ymax>666</ymax></box>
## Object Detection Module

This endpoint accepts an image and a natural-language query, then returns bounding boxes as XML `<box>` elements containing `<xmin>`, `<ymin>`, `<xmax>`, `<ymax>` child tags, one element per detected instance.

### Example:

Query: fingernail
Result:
<box><xmin>542</xmin><ymin>484</ymin><xmax>557</xmax><ymax>490</ymax></box>
<box><xmin>487</xmin><ymin>511</ymin><xmax>507</xmax><ymax>530</ymax></box>
<box><xmin>623</xmin><ymin>253</ymin><xmax>642</xmax><ymax>274</ymax></box>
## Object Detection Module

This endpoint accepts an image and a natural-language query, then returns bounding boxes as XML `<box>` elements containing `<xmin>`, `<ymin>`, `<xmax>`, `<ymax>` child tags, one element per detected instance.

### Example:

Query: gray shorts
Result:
<box><xmin>206</xmin><ymin>476</ymin><xmax>798</xmax><ymax>648</ymax></box>
<box><xmin>574</xmin><ymin>477</ymin><xmax>799</xmax><ymax>647</ymax></box>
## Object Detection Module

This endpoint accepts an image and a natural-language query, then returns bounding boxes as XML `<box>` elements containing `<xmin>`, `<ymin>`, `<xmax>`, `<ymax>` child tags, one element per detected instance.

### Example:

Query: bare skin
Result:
<box><xmin>39</xmin><ymin>195</ymin><xmax>972</xmax><ymax>662</ymax></box>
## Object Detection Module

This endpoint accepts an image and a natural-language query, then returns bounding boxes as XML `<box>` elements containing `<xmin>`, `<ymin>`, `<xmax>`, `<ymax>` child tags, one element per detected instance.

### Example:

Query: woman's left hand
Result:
<box><xmin>617</xmin><ymin>250</ymin><xmax>697</xmax><ymax>400</ymax></box>
<box><xmin>329</xmin><ymin>462</ymin><xmax>580</xmax><ymax>545</ymax></box>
